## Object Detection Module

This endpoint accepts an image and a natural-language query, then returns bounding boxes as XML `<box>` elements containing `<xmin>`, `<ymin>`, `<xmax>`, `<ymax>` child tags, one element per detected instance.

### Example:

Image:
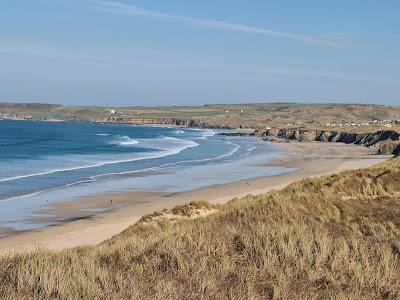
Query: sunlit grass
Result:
<box><xmin>1</xmin><ymin>158</ymin><xmax>400</xmax><ymax>299</ymax></box>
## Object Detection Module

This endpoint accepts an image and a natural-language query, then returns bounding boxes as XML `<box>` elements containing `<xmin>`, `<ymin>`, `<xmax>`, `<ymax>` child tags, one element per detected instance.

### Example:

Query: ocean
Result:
<box><xmin>0</xmin><ymin>120</ymin><xmax>294</xmax><ymax>233</ymax></box>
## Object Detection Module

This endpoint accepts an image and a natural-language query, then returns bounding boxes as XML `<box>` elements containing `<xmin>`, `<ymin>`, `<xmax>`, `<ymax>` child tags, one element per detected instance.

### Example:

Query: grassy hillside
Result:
<box><xmin>1</xmin><ymin>102</ymin><xmax>400</xmax><ymax>130</ymax></box>
<box><xmin>1</xmin><ymin>158</ymin><xmax>400</xmax><ymax>299</ymax></box>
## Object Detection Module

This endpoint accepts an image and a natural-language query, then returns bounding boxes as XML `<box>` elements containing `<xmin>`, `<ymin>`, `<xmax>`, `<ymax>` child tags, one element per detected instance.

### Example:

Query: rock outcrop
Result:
<box><xmin>218</xmin><ymin>132</ymin><xmax>256</xmax><ymax>137</ymax></box>
<box><xmin>262</xmin><ymin>128</ymin><xmax>400</xmax><ymax>156</ymax></box>
<box><xmin>101</xmin><ymin>118</ymin><xmax>234</xmax><ymax>129</ymax></box>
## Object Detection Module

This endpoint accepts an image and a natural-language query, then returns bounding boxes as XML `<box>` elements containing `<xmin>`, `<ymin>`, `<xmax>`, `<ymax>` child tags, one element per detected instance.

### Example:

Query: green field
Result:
<box><xmin>1</xmin><ymin>102</ymin><xmax>400</xmax><ymax>131</ymax></box>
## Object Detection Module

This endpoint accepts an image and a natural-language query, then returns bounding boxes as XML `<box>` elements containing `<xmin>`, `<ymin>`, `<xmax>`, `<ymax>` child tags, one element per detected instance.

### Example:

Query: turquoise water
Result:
<box><xmin>0</xmin><ymin>120</ymin><xmax>294</xmax><ymax>233</ymax></box>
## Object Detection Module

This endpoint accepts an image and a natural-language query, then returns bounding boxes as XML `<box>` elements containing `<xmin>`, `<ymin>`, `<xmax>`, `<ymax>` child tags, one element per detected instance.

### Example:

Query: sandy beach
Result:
<box><xmin>0</xmin><ymin>141</ymin><xmax>390</xmax><ymax>254</ymax></box>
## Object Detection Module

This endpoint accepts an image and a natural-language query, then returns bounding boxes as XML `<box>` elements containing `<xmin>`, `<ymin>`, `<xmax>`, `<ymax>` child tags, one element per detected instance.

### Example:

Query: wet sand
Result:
<box><xmin>0</xmin><ymin>142</ymin><xmax>390</xmax><ymax>254</ymax></box>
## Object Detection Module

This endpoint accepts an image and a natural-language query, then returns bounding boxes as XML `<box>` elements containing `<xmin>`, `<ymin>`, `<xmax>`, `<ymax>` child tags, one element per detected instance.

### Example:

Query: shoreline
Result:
<box><xmin>0</xmin><ymin>141</ymin><xmax>390</xmax><ymax>254</ymax></box>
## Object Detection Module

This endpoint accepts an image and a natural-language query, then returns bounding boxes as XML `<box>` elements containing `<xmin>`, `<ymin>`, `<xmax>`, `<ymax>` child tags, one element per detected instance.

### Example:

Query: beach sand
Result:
<box><xmin>0</xmin><ymin>142</ymin><xmax>390</xmax><ymax>254</ymax></box>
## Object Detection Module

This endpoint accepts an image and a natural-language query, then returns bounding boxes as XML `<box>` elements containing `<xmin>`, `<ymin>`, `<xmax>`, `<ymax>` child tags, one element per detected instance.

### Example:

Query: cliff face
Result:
<box><xmin>102</xmin><ymin>118</ymin><xmax>234</xmax><ymax>129</ymax></box>
<box><xmin>120</xmin><ymin>118</ymin><xmax>195</xmax><ymax>127</ymax></box>
<box><xmin>263</xmin><ymin>128</ymin><xmax>400</xmax><ymax>156</ymax></box>
<box><xmin>106</xmin><ymin>118</ymin><xmax>400</xmax><ymax>156</ymax></box>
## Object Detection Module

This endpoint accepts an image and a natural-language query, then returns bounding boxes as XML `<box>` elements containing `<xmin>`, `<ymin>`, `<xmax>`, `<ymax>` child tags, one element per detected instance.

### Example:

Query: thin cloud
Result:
<box><xmin>86</xmin><ymin>0</ymin><xmax>340</xmax><ymax>47</ymax></box>
<box><xmin>169</xmin><ymin>62</ymin><xmax>400</xmax><ymax>85</ymax></box>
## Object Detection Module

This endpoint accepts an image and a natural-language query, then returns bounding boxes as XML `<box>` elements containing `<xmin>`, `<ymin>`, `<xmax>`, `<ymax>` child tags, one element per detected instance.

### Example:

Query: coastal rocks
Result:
<box><xmin>218</xmin><ymin>131</ymin><xmax>256</xmax><ymax>137</ymax></box>
<box><xmin>123</xmin><ymin>118</ymin><xmax>193</xmax><ymax>126</ymax></box>
<box><xmin>263</xmin><ymin>128</ymin><xmax>400</xmax><ymax>156</ymax></box>
<box><xmin>376</xmin><ymin>140</ymin><xmax>400</xmax><ymax>155</ymax></box>
<box><xmin>395</xmin><ymin>144</ymin><xmax>400</xmax><ymax>156</ymax></box>
<box><xmin>112</xmin><ymin>118</ymin><xmax>234</xmax><ymax>129</ymax></box>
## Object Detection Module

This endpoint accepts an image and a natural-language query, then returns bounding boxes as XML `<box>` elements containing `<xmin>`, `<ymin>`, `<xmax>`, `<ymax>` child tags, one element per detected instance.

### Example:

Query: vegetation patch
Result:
<box><xmin>1</xmin><ymin>159</ymin><xmax>400</xmax><ymax>299</ymax></box>
<box><xmin>139</xmin><ymin>201</ymin><xmax>219</xmax><ymax>224</ymax></box>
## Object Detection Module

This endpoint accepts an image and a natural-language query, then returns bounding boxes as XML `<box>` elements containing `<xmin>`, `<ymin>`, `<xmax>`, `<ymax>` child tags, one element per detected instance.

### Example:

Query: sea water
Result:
<box><xmin>0</xmin><ymin>120</ymin><xmax>294</xmax><ymax>233</ymax></box>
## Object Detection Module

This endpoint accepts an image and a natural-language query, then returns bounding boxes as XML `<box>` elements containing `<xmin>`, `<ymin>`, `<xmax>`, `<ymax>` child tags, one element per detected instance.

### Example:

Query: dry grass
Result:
<box><xmin>138</xmin><ymin>201</ymin><xmax>219</xmax><ymax>224</ymax></box>
<box><xmin>1</xmin><ymin>158</ymin><xmax>400</xmax><ymax>299</ymax></box>
<box><xmin>320</xmin><ymin>124</ymin><xmax>400</xmax><ymax>134</ymax></box>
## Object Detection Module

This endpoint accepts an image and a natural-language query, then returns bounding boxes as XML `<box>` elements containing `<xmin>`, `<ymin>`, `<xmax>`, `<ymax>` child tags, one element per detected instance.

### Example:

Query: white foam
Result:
<box><xmin>147</xmin><ymin>136</ymin><xmax>199</xmax><ymax>150</ymax></box>
<box><xmin>0</xmin><ymin>180</ymin><xmax>92</xmax><ymax>203</ymax></box>
<box><xmin>92</xmin><ymin>141</ymin><xmax>240</xmax><ymax>179</ymax></box>
<box><xmin>111</xmin><ymin>135</ymin><xmax>139</xmax><ymax>146</ymax></box>
<box><xmin>0</xmin><ymin>139</ymin><xmax>234</xmax><ymax>202</ymax></box>
<box><xmin>191</xmin><ymin>129</ymin><xmax>216</xmax><ymax>140</ymax></box>
<box><xmin>241</xmin><ymin>146</ymin><xmax>256</xmax><ymax>157</ymax></box>
<box><xmin>96</xmin><ymin>133</ymin><xmax>110</xmax><ymax>136</ymax></box>
<box><xmin>0</xmin><ymin>136</ymin><xmax>199</xmax><ymax>184</ymax></box>
<box><xmin>202</xmin><ymin>129</ymin><xmax>216</xmax><ymax>137</ymax></box>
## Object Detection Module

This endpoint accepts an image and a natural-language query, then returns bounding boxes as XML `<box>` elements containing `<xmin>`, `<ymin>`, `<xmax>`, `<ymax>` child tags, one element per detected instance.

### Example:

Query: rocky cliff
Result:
<box><xmin>262</xmin><ymin>128</ymin><xmax>400</xmax><ymax>156</ymax></box>
<box><xmin>101</xmin><ymin>118</ymin><xmax>234</xmax><ymax>129</ymax></box>
<box><xmin>107</xmin><ymin>118</ymin><xmax>400</xmax><ymax>156</ymax></box>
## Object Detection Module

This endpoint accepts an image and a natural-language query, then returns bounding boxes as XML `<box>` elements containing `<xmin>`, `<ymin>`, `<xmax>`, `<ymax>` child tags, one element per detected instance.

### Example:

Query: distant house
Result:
<box><xmin>110</xmin><ymin>109</ymin><xmax>117</xmax><ymax>114</ymax></box>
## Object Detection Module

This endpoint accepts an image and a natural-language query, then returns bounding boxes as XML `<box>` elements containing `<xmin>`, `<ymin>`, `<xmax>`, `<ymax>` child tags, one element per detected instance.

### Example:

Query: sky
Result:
<box><xmin>0</xmin><ymin>0</ymin><xmax>399</xmax><ymax>106</ymax></box>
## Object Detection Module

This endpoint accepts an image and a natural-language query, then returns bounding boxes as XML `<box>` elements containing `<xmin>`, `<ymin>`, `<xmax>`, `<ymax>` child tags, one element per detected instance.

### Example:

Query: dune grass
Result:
<box><xmin>1</xmin><ymin>158</ymin><xmax>400</xmax><ymax>299</ymax></box>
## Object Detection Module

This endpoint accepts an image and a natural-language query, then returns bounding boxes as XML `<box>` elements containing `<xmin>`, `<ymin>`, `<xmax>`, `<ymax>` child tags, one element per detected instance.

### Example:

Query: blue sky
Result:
<box><xmin>0</xmin><ymin>0</ymin><xmax>399</xmax><ymax>106</ymax></box>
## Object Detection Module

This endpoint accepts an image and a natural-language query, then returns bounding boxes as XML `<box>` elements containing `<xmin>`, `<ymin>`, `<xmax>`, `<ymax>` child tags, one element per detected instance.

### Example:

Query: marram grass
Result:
<box><xmin>1</xmin><ymin>158</ymin><xmax>400</xmax><ymax>299</ymax></box>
